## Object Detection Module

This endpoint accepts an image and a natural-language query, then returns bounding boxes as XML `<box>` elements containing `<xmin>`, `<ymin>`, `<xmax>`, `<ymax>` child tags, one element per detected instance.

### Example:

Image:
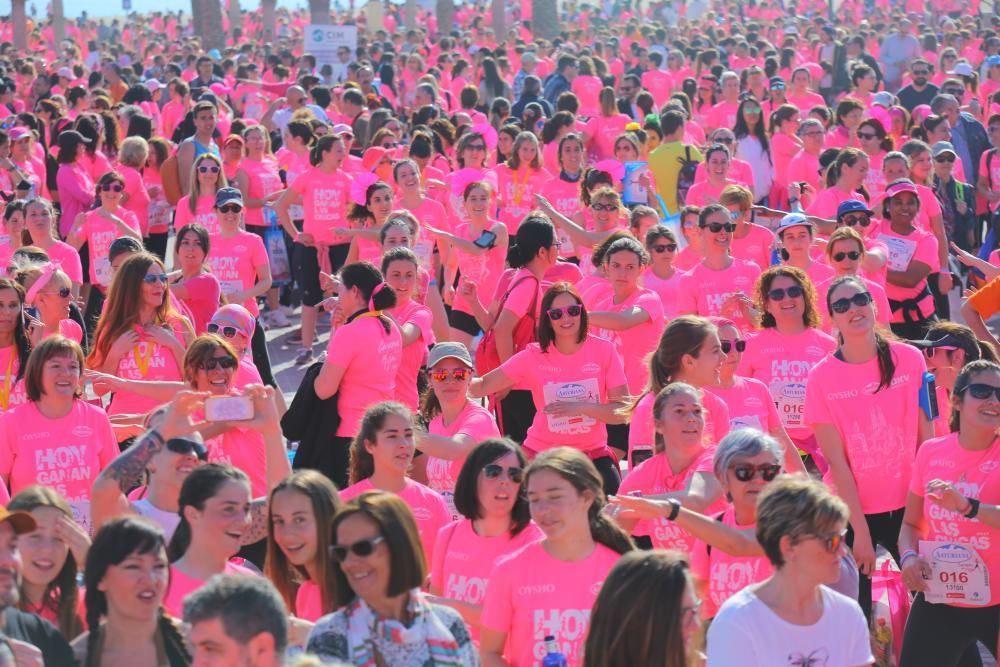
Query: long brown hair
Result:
<box><xmin>265</xmin><ymin>471</ymin><xmax>341</xmax><ymax>617</ymax></box>
<box><xmin>349</xmin><ymin>402</ymin><xmax>414</xmax><ymax>485</ymax></box>
<box><xmin>631</xmin><ymin>315</ymin><xmax>717</xmax><ymax>415</ymax></box>
<box><xmin>826</xmin><ymin>275</ymin><xmax>895</xmax><ymax>392</ymax></box>
<box><xmin>88</xmin><ymin>253</ymin><xmax>182</xmax><ymax>369</ymax></box>
<box><xmin>754</xmin><ymin>265</ymin><xmax>821</xmax><ymax>329</ymax></box>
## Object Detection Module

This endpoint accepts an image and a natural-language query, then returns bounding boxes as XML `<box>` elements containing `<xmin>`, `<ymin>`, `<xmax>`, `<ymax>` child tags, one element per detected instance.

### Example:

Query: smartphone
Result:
<box><xmin>204</xmin><ymin>395</ymin><xmax>254</xmax><ymax>422</ymax></box>
<box><xmin>918</xmin><ymin>371</ymin><xmax>939</xmax><ymax>421</ymax></box>
<box><xmin>473</xmin><ymin>230</ymin><xmax>497</xmax><ymax>249</ymax></box>
<box><xmin>24</xmin><ymin>306</ymin><xmax>38</xmax><ymax>320</ymax></box>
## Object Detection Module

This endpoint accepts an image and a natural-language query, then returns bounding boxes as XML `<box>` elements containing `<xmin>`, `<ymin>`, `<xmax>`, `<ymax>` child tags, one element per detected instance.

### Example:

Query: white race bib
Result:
<box><xmin>95</xmin><ymin>256</ymin><xmax>113</xmax><ymax>287</ymax></box>
<box><xmin>920</xmin><ymin>540</ymin><xmax>991</xmax><ymax>606</ymax></box>
<box><xmin>880</xmin><ymin>234</ymin><xmax>918</xmax><ymax>272</ymax></box>
<box><xmin>543</xmin><ymin>378</ymin><xmax>599</xmax><ymax>434</ymax></box>
<box><xmin>219</xmin><ymin>280</ymin><xmax>242</xmax><ymax>296</ymax></box>
<box><xmin>774</xmin><ymin>380</ymin><xmax>807</xmax><ymax>429</ymax></box>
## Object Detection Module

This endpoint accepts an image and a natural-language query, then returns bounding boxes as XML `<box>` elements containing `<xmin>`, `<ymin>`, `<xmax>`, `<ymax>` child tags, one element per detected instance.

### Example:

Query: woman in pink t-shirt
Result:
<box><xmin>582</xmin><ymin>88</ymin><xmax>632</xmax><ymax>161</ymax></box>
<box><xmin>116</xmin><ymin>138</ymin><xmax>152</xmax><ymax>240</ymax></box>
<box><xmin>539</xmin><ymin>134</ymin><xmax>587</xmax><ymax>261</ymax></box>
<box><xmin>314</xmin><ymin>262</ymin><xmax>403</xmax><ymax>487</ymax></box>
<box><xmin>768</xmin><ymin>105</ymin><xmax>805</xmax><ymax>207</ymax></box>
<box><xmin>535</xmin><ymin>186</ymin><xmax>627</xmax><ymax>272</ymax></box>
<box><xmin>0</xmin><ymin>336</ymin><xmax>117</xmax><ymax>531</ymax></box>
<box><xmin>339</xmin><ymin>402</ymin><xmax>451</xmax><ymax>564</ymax></box>
<box><xmin>805</xmin><ymin>148</ymin><xmax>870</xmax><ymax>219</ymax></box>
<box><xmin>0</xmin><ymin>278</ymin><xmax>30</xmax><ymax>415</ymax></box>
<box><xmin>0</xmin><ymin>202</ymin><xmax>25</xmax><ymax>272</ymax></box>
<box><xmin>342</xmin><ymin>180</ymin><xmax>395</xmax><ymax>267</ymax></box>
<box><xmin>494</xmin><ymin>132</ymin><xmax>552</xmax><ymax>233</ymax></box>
<box><xmin>640</xmin><ymin>222</ymin><xmax>682</xmax><ymax>319</ymax></box>
<box><xmin>266</xmin><ymin>470</ymin><xmax>342</xmax><ymax>622</ymax></box>
<box><xmin>381</xmin><ymin>247</ymin><xmax>434</xmax><ymax>410</ymax></box>
<box><xmin>480</xmin><ymin>447</ymin><xmax>633</xmax><ymax>667</ymax></box>
<box><xmin>9</xmin><ymin>486</ymin><xmax>87</xmax><ymax>638</ymax></box>
<box><xmin>22</xmin><ymin>199</ymin><xmax>83</xmax><ymax>291</ymax></box>
<box><xmin>805</xmin><ymin>274</ymin><xmax>931</xmax><ymax>618</ymax></box>
<box><xmin>175</xmin><ymin>153</ymin><xmax>227</xmax><ymax>238</ymax></box>
<box><xmin>168</xmin><ymin>224</ymin><xmax>221</xmax><ymax>335</ymax></box>
<box><xmin>857</xmin><ymin>118</ymin><xmax>891</xmax><ymax>197</ymax></box>
<box><xmin>816</xmin><ymin>226</ymin><xmax>892</xmax><ymax>331</ymax></box>
<box><xmin>897</xmin><ymin>360</ymin><xmax>1000</xmax><ymax>663</ymax></box>
<box><xmin>392</xmin><ymin>158</ymin><xmax>447</xmax><ymax>257</ymax></box>
<box><xmin>472</xmin><ymin>283</ymin><xmax>630</xmax><ymax>493</ymax></box>
<box><xmin>428</xmin><ymin>438</ymin><xmax>542</xmax><ymax>638</ymax></box>
<box><xmin>417</xmin><ymin>343</ymin><xmax>500</xmax><ymax>511</ymax></box>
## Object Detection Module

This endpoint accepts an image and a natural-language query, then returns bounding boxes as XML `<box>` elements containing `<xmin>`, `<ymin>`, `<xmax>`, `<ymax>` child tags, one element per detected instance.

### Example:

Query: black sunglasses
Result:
<box><xmin>767</xmin><ymin>285</ymin><xmax>804</xmax><ymax>301</ymax></box>
<box><xmin>960</xmin><ymin>383</ymin><xmax>1000</xmax><ymax>401</ymax></box>
<box><xmin>701</xmin><ymin>222</ymin><xmax>737</xmax><ymax>233</ymax></box>
<box><xmin>166</xmin><ymin>437</ymin><xmax>208</xmax><ymax>461</ymax></box>
<box><xmin>829</xmin><ymin>291</ymin><xmax>872</xmax><ymax>314</ymax></box>
<box><xmin>856</xmin><ymin>132</ymin><xmax>877</xmax><ymax>140</ymax></box>
<box><xmin>330</xmin><ymin>536</ymin><xmax>385</xmax><ymax>563</ymax></box>
<box><xmin>218</xmin><ymin>204</ymin><xmax>243</xmax><ymax>214</ymax></box>
<box><xmin>720</xmin><ymin>339</ymin><xmax>746</xmax><ymax>354</ymax></box>
<box><xmin>482</xmin><ymin>464</ymin><xmax>524</xmax><ymax>483</ymax></box>
<box><xmin>732</xmin><ymin>463</ymin><xmax>781</xmax><ymax>482</ymax></box>
<box><xmin>841</xmin><ymin>214</ymin><xmax>871</xmax><ymax>228</ymax></box>
<box><xmin>547</xmin><ymin>305</ymin><xmax>582</xmax><ymax>320</ymax></box>
<box><xmin>100</xmin><ymin>183</ymin><xmax>124</xmax><ymax>192</ymax></box>
<box><xmin>832</xmin><ymin>251</ymin><xmax>861</xmax><ymax>262</ymax></box>
<box><xmin>652</xmin><ymin>243</ymin><xmax>678</xmax><ymax>253</ymax></box>
<box><xmin>200</xmin><ymin>356</ymin><xmax>237</xmax><ymax>371</ymax></box>
<box><xmin>40</xmin><ymin>286</ymin><xmax>71</xmax><ymax>298</ymax></box>
<box><xmin>935</xmin><ymin>155</ymin><xmax>956</xmax><ymax>164</ymax></box>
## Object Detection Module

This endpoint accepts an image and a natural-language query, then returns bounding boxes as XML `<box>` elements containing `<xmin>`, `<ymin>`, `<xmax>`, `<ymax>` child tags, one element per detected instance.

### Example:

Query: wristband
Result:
<box><xmin>666</xmin><ymin>498</ymin><xmax>681</xmax><ymax>521</ymax></box>
<box><xmin>900</xmin><ymin>549</ymin><xmax>918</xmax><ymax>565</ymax></box>
<box><xmin>964</xmin><ymin>497</ymin><xmax>981</xmax><ymax>519</ymax></box>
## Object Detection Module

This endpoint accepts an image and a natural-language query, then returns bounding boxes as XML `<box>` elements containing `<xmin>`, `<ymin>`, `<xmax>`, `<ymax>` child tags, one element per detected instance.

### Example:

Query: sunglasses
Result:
<box><xmin>100</xmin><ymin>183</ymin><xmax>124</xmax><ymax>192</ymax></box>
<box><xmin>652</xmin><ymin>243</ymin><xmax>677</xmax><ymax>253</ymax></box>
<box><xmin>330</xmin><ymin>536</ymin><xmax>385</xmax><ymax>563</ymax></box>
<box><xmin>809</xmin><ymin>527</ymin><xmax>848</xmax><ymax>554</ymax></box>
<box><xmin>832</xmin><ymin>250</ymin><xmax>861</xmax><ymax>262</ymax></box>
<box><xmin>591</xmin><ymin>203</ymin><xmax>618</xmax><ymax>212</ymax></box>
<box><xmin>767</xmin><ymin>285</ymin><xmax>804</xmax><ymax>301</ymax></box>
<box><xmin>39</xmin><ymin>286</ymin><xmax>72</xmax><ymax>298</ymax></box>
<box><xmin>430</xmin><ymin>368</ymin><xmax>472</xmax><ymax>382</ymax></box>
<box><xmin>841</xmin><ymin>214</ymin><xmax>871</xmax><ymax>228</ymax></box>
<box><xmin>856</xmin><ymin>132</ymin><xmax>877</xmax><ymax>140</ymax></box>
<box><xmin>935</xmin><ymin>155</ymin><xmax>956</xmax><ymax>163</ymax></box>
<box><xmin>961</xmin><ymin>383</ymin><xmax>1000</xmax><ymax>401</ymax></box>
<box><xmin>219</xmin><ymin>204</ymin><xmax>243</xmax><ymax>214</ymax></box>
<box><xmin>732</xmin><ymin>463</ymin><xmax>781</xmax><ymax>482</ymax></box>
<box><xmin>829</xmin><ymin>291</ymin><xmax>872</xmax><ymax>314</ymax></box>
<box><xmin>207</xmin><ymin>322</ymin><xmax>244</xmax><ymax>339</ymax></box>
<box><xmin>720</xmin><ymin>339</ymin><xmax>746</xmax><ymax>354</ymax></box>
<box><xmin>166</xmin><ymin>437</ymin><xmax>208</xmax><ymax>461</ymax></box>
<box><xmin>482</xmin><ymin>464</ymin><xmax>524</xmax><ymax>483</ymax></box>
<box><xmin>743</xmin><ymin>106</ymin><xmax>762</xmax><ymax>114</ymax></box>
<box><xmin>713</xmin><ymin>137</ymin><xmax>734</xmax><ymax>145</ymax></box>
<box><xmin>923</xmin><ymin>345</ymin><xmax>957</xmax><ymax>359</ymax></box>
<box><xmin>200</xmin><ymin>356</ymin><xmax>237</xmax><ymax>371</ymax></box>
<box><xmin>465</xmin><ymin>143</ymin><xmax>487</xmax><ymax>151</ymax></box>
<box><xmin>548</xmin><ymin>304</ymin><xmax>582</xmax><ymax>320</ymax></box>
<box><xmin>142</xmin><ymin>274</ymin><xmax>169</xmax><ymax>284</ymax></box>
<box><xmin>701</xmin><ymin>222</ymin><xmax>737</xmax><ymax>233</ymax></box>
<box><xmin>198</xmin><ymin>164</ymin><xmax>221</xmax><ymax>173</ymax></box>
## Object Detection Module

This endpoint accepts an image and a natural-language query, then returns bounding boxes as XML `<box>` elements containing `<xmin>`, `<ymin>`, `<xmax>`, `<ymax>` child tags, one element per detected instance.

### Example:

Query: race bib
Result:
<box><xmin>880</xmin><ymin>234</ymin><xmax>918</xmax><ymax>272</ymax></box>
<box><xmin>95</xmin><ymin>256</ymin><xmax>113</xmax><ymax>287</ymax></box>
<box><xmin>920</xmin><ymin>540</ymin><xmax>991</xmax><ymax>606</ymax></box>
<box><xmin>542</xmin><ymin>378</ymin><xmax>599</xmax><ymax>434</ymax></box>
<box><xmin>219</xmin><ymin>280</ymin><xmax>242</xmax><ymax>296</ymax></box>
<box><xmin>774</xmin><ymin>380</ymin><xmax>807</xmax><ymax>429</ymax></box>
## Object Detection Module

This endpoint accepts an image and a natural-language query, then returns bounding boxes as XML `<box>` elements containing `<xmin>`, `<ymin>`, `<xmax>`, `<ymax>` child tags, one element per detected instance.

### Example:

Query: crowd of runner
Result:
<box><xmin>0</xmin><ymin>0</ymin><xmax>999</xmax><ymax>665</ymax></box>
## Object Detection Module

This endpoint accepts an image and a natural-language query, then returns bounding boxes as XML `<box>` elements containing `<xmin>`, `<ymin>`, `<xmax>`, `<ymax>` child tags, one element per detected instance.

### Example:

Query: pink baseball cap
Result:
<box><xmin>209</xmin><ymin>304</ymin><xmax>255</xmax><ymax>339</ymax></box>
<box><xmin>8</xmin><ymin>127</ymin><xmax>30</xmax><ymax>141</ymax></box>
<box><xmin>332</xmin><ymin>123</ymin><xmax>354</xmax><ymax>137</ymax></box>
<box><xmin>884</xmin><ymin>180</ymin><xmax>919</xmax><ymax>199</ymax></box>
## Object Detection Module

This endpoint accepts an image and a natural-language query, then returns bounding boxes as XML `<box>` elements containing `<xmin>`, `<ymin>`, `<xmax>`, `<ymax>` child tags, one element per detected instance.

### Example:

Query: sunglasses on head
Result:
<box><xmin>482</xmin><ymin>463</ymin><xmax>524</xmax><ymax>483</ymax></box>
<box><xmin>809</xmin><ymin>527</ymin><xmax>848</xmax><ymax>554</ymax></box>
<box><xmin>720</xmin><ymin>339</ymin><xmax>746</xmax><ymax>354</ymax></box>
<box><xmin>166</xmin><ymin>437</ymin><xmax>208</xmax><ymax>461</ymax></box>
<box><xmin>701</xmin><ymin>222</ymin><xmax>737</xmax><ymax>233</ymax></box>
<box><xmin>142</xmin><ymin>274</ymin><xmax>168</xmax><ymax>284</ymax></box>
<box><xmin>548</xmin><ymin>304</ymin><xmax>582</xmax><ymax>320</ymax></box>
<box><xmin>732</xmin><ymin>463</ymin><xmax>781</xmax><ymax>482</ymax></box>
<box><xmin>652</xmin><ymin>243</ymin><xmax>677</xmax><ymax>253</ymax></box>
<box><xmin>591</xmin><ymin>203</ymin><xmax>617</xmax><ymax>212</ymax></box>
<box><xmin>40</xmin><ymin>286</ymin><xmax>72</xmax><ymax>298</ymax></box>
<box><xmin>330</xmin><ymin>536</ymin><xmax>385</xmax><ymax>563</ymax></box>
<box><xmin>833</xmin><ymin>250</ymin><xmax>861</xmax><ymax>262</ymax></box>
<box><xmin>829</xmin><ymin>291</ymin><xmax>872</xmax><ymax>314</ymax></box>
<box><xmin>218</xmin><ymin>204</ymin><xmax>243</xmax><ymax>214</ymax></box>
<box><xmin>923</xmin><ymin>345</ymin><xmax>957</xmax><ymax>359</ymax></box>
<box><xmin>207</xmin><ymin>322</ymin><xmax>244</xmax><ymax>339</ymax></box>
<box><xmin>960</xmin><ymin>383</ymin><xmax>1000</xmax><ymax>401</ymax></box>
<box><xmin>935</xmin><ymin>155</ymin><xmax>956</xmax><ymax>163</ymax></box>
<box><xmin>100</xmin><ymin>183</ymin><xmax>124</xmax><ymax>192</ymax></box>
<box><xmin>767</xmin><ymin>285</ymin><xmax>804</xmax><ymax>301</ymax></box>
<box><xmin>197</xmin><ymin>164</ymin><xmax>221</xmax><ymax>173</ymax></box>
<box><xmin>841</xmin><ymin>214</ymin><xmax>871</xmax><ymax>227</ymax></box>
<box><xmin>430</xmin><ymin>368</ymin><xmax>471</xmax><ymax>382</ymax></box>
<box><xmin>200</xmin><ymin>356</ymin><xmax>237</xmax><ymax>371</ymax></box>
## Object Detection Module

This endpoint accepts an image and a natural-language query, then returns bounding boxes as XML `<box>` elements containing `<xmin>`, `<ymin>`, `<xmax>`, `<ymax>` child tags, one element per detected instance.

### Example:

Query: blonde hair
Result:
<box><xmin>188</xmin><ymin>153</ymin><xmax>228</xmax><ymax>215</ymax></box>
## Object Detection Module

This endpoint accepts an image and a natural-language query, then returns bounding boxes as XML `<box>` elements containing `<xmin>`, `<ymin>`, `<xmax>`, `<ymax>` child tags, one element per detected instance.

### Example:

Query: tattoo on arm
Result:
<box><xmin>100</xmin><ymin>429</ymin><xmax>166</xmax><ymax>493</ymax></box>
<box><xmin>242</xmin><ymin>498</ymin><xmax>269</xmax><ymax>545</ymax></box>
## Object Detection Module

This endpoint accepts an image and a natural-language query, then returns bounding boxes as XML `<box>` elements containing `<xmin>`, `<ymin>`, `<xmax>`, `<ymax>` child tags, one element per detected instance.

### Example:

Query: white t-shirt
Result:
<box><xmin>133</xmin><ymin>497</ymin><xmax>182</xmax><ymax>542</ymax></box>
<box><xmin>706</xmin><ymin>585</ymin><xmax>873</xmax><ymax>667</ymax></box>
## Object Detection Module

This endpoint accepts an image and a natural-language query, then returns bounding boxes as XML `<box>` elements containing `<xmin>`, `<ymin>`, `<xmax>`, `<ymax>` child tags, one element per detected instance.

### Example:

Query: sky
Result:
<box><xmin>0</xmin><ymin>0</ymin><xmax>318</xmax><ymax>21</ymax></box>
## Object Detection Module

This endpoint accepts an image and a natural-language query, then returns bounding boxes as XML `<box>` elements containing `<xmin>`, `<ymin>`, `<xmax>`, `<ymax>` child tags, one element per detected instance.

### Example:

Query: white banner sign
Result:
<box><xmin>303</xmin><ymin>24</ymin><xmax>358</xmax><ymax>69</ymax></box>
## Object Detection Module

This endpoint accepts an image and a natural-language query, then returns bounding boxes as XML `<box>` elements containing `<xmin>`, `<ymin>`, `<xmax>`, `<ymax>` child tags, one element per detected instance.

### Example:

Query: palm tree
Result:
<box><xmin>51</xmin><ymin>0</ymin><xmax>65</xmax><ymax>45</ymax></box>
<box><xmin>309</xmin><ymin>0</ymin><xmax>330</xmax><ymax>24</ymax></box>
<box><xmin>435</xmin><ymin>0</ymin><xmax>453</xmax><ymax>36</ymax></box>
<box><xmin>11</xmin><ymin>0</ymin><xmax>26</xmax><ymax>50</ymax></box>
<box><xmin>191</xmin><ymin>0</ymin><xmax>225</xmax><ymax>51</ymax></box>
<box><xmin>404</xmin><ymin>0</ymin><xmax>417</xmax><ymax>29</ymax></box>
<box><xmin>532</xmin><ymin>0</ymin><xmax>557</xmax><ymax>40</ymax></box>
<box><xmin>261</xmin><ymin>0</ymin><xmax>277</xmax><ymax>41</ymax></box>
<box><xmin>227</xmin><ymin>0</ymin><xmax>241</xmax><ymax>43</ymax></box>
<box><xmin>491</xmin><ymin>0</ymin><xmax>504</xmax><ymax>38</ymax></box>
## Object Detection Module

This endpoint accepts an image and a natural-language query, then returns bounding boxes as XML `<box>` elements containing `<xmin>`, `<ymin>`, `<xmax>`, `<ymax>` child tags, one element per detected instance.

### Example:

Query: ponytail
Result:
<box><xmin>340</xmin><ymin>262</ymin><xmax>397</xmax><ymax>333</ymax></box>
<box><xmin>507</xmin><ymin>214</ymin><xmax>556</xmax><ymax>269</ymax></box>
<box><xmin>309</xmin><ymin>134</ymin><xmax>341</xmax><ymax>167</ymax></box>
<box><xmin>873</xmin><ymin>331</ymin><xmax>896</xmax><ymax>393</ymax></box>
<box><xmin>588</xmin><ymin>506</ymin><xmax>635</xmax><ymax>555</ymax></box>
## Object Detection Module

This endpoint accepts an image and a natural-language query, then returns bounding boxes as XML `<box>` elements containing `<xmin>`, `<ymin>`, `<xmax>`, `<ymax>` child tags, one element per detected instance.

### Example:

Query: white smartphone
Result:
<box><xmin>204</xmin><ymin>395</ymin><xmax>254</xmax><ymax>422</ymax></box>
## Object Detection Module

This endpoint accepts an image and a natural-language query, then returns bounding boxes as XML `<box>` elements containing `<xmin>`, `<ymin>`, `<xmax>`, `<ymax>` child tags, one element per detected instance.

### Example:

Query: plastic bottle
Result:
<box><xmin>542</xmin><ymin>635</ymin><xmax>568</xmax><ymax>667</ymax></box>
<box><xmin>873</xmin><ymin>617</ymin><xmax>892</xmax><ymax>667</ymax></box>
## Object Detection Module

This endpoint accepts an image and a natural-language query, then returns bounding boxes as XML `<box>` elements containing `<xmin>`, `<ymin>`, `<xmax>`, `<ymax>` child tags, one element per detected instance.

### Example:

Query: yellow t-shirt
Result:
<box><xmin>648</xmin><ymin>141</ymin><xmax>704</xmax><ymax>216</ymax></box>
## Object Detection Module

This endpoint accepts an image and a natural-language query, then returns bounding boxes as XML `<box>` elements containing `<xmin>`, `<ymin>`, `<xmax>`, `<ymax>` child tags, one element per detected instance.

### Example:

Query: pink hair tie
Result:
<box><xmin>25</xmin><ymin>261</ymin><xmax>59</xmax><ymax>306</ymax></box>
<box><xmin>594</xmin><ymin>159</ymin><xmax>625</xmax><ymax>182</ymax></box>
<box><xmin>368</xmin><ymin>281</ymin><xmax>387</xmax><ymax>311</ymax></box>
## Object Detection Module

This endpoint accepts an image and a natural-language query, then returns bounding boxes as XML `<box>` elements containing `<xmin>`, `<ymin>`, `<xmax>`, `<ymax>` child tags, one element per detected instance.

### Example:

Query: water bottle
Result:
<box><xmin>542</xmin><ymin>635</ymin><xmax>568</xmax><ymax>667</ymax></box>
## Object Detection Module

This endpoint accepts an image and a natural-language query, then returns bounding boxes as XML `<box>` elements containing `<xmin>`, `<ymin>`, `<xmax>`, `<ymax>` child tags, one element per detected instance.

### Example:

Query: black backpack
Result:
<box><xmin>676</xmin><ymin>145</ymin><xmax>699</xmax><ymax>208</ymax></box>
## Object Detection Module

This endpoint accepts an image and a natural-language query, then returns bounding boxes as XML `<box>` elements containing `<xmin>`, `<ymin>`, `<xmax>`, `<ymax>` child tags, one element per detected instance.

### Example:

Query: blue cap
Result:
<box><xmin>836</xmin><ymin>199</ymin><xmax>874</xmax><ymax>219</ymax></box>
<box><xmin>987</xmin><ymin>55</ymin><xmax>1000</xmax><ymax>68</ymax></box>
<box><xmin>215</xmin><ymin>187</ymin><xmax>244</xmax><ymax>209</ymax></box>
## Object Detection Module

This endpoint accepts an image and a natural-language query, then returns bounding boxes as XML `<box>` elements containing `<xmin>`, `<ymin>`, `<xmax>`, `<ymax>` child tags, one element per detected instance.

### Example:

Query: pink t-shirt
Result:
<box><xmin>175</xmin><ymin>195</ymin><xmax>220</xmax><ymax>237</ymax></box>
<box><xmin>738</xmin><ymin>328</ymin><xmax>837</xmax><ymax>440</ymax></box>
<box><xmin>786</xmin><ymin>90</ymin><xmax>826</xmax><ymax>111</ymax></box>
<box><xmin>676</xmin><ymin>258</ymin><xmax>762</xmax><ymax>324</ymax></box>
<box><xmin>628</xmin><ymin>389</ymin><xmax>731</xmax><ymax>461</ymax></box>
<box><xmin>909</xmin><ymin>433</ymin><xmax>1000</xmax><ymax>606</ymax></box>
<box><xmin>500</xmin><ymin>336</ymin><xmax>627</xmax><ymax>454</ymax></box>
<box><xmin>240</xmin><ymin>157</ymin><xmax>283</xmax><ymax>228</ymax></box>
<box><xmin>481</xmin><ymin>540</ymin><xmax>621</xmax><ymax>667</ymax></box>
<box><xmin>430</xmin><ymin>519</ymin><xmax>543</xmax><ymax>640</ymax></box>
<box><xmin>804</xmin><ymin>341</ymin><xmax>927</xmax><ymax>513</ymax></box>
<box><xmin>770</xmin><ymin>133</ymin><xmax>802</xmax><ymax>188</ymax></box>
<box><xmin>340</xmin><ymin>478</ymin><xmax>450</xmax><ymax>565</ymax></box>
<box><xmin>295</xmin><ymin>580</ymin><xmax>324</xmax><ymax>621</ymax></box>
<box><xmin>731</xmin><ymin>224</ymin><xmax>776</xmax><ymax>271</ymax></box>
<box><xmin>640</xmin><ymin>268</ymin><xmax>682</xmax><ymax>320</ymax></box>
<box><xmin>291</xmin><ymin>167</ymin><xmax>354</xmax><ymax>245</ymax></box>
<box><xmin>876</xmin><ymin>226</ymin><xmax>940</xmax><ymax>322</ymax></box>
<box><xmin>572</xmin><ymin>75</ymin><xmax>605</xmax><ymax>117</ymax></box>
<box><xmin>540</xmin><ymin>178</ymin><xmax>585</xmax><ymax>256</ymax></box>
<box><xmin>180</xmin><ymin>274</ymin><xmax>222</xmax><ymax>334</ymax></box>
<box><xmin>618</xmin><ymin>447</ymin><xmax>722</xmax><ymax>551</ymax></box>
<box><xmin>805</xmin><ymin>187</ymin><xmax>867</xmax><ymax>219</ymax></box>
<box><xmin>494</xmin><ymin>165</ymin><xmax>553</xmax><ymax>233</ymax></box>
<box><xmin>584</xmin><ymin>114</ymin><xmax>631</xmax><ymax>161</ymax></box>
<box><xmin>684</xmin><ymin>178</ymin><xmax>750</xmax><ymax>208</ymax></box>
<box><xmin>163</xmin><ymin>561</ymin><xmax>255</xmax><ymax>618</ymax></box>
<box><xmin>107</xmin><ymin>323</ymin><xmax>186</xmax><ymax>417</ymax></box>
<box><xmin>44</xmin><ymin>241</ymin><xmax>84</xmax><ymax>286</ymax></box>
<box><xmin>451</xmin><ymin>222</ymin><xmax>507</xmax><ymax>316</ymax></box>
<box><xmin>706</xmin><ymin>101</ymin><xmax>739</xmax><ymax>132</ymax></box>
<box><xmin>0</xmin><ymin>346</ymin><xmax>26</xmax><ymax>414</ymax></box>
<box><xmin>0</xmin><ymin>400</ymin><xmax>117</xmax><ymax>530</ymax></box>
<box><xmin>425</xmin><ymin>400</ymin><xmax>500</xmax><ymax>515</ymax></box>
<box><xmin>591</xmin><ymin>288</ymin><xmax>665</xmax><ymax>395</ymax></box>
<box><xmin>709</xmin><ymin>375</ymin><xmax>782</xmax><ymax>433</ymax></box>
<box><xmin>689</xmin><ymin>506</ymin><xmax>773</xmax><ymax>618</ymax></box>
<box><xmin>77</xmin><ymin>207</ymin><xmax>141</xmax><ymax>287</ymax></box>
<box><xmin>203</xmin><ymin>423</ymin><xmax>268</xmax><ymax>497</ymax></box>
<box><xmin>325</xmin><ymin>316</ymin><xmax>402</xmax><ymax>437</ymax></box>
<box><xmin>389</xmin><ymin>300</ymin><xmax>434</xmax><ymax>411</ymax></box>
<box><xmin>787</xmin><ymin>151</ymin><xmax>822</xmax><ymax>191</ymax></box>
<box><xmin>118</xmin><ymin>165</ymin><xmax>151</xmax><ymax>237</ymax></box>
<box><xmin>207</xmin><ymin>230</ymin><xmax>269</xmax><ymax>316</ymax></box>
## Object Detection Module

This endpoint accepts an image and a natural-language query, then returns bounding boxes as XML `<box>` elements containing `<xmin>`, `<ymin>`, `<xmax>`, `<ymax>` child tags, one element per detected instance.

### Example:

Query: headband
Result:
<box><xmin>25</xmin><ymin>261</ymin><xmax>59</xmax><ymax>305</ymax></box>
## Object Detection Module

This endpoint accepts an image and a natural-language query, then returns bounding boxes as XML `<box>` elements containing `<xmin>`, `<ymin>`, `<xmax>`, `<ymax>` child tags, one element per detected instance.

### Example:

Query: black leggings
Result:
<box><xmin>845</xmin><ymin>506</ymin><xmax>904</xmax><ymax>622</ymax></box>
<box><xmin>250</xmin><ymin>319</ymin><xmax>276</xmax><ymax>388</ymax></box>
<box><xmin>900</xmin><ymin>594</ymin><xmax>998</xmax><ymax>667</ymax></box>
<box><xmin>593</xmin><ymin>455</ymin><xmax>621</xmax><ymax>496</ymax></box>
